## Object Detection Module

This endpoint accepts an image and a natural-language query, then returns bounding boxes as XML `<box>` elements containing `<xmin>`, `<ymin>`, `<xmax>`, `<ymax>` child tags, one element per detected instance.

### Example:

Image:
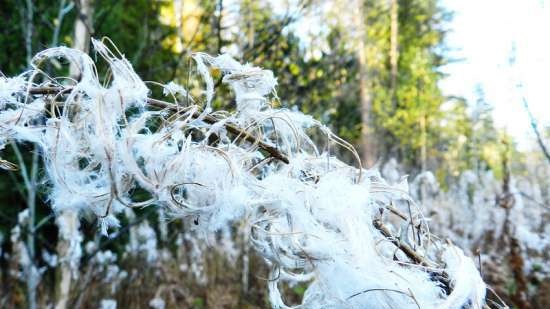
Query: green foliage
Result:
<box><xmin>364</xmin><ymin>0</ymin><xmax>449</xmax><ymax>168</ymax></box>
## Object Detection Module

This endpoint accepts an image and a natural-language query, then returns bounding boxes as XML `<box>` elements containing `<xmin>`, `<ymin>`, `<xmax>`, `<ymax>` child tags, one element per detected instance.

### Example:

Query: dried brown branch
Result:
<box><xmin>372</xmin><ymin>218</ymin><xmax>432</xmax><ymax>267</ymax></box>
<box><xmin>372</xmin><ymin>218</ymin><xmax>452</xmax><ymax>295</ymax></box>
<box><xmin>26</xmin><ymin>86</ymin><xmax>290</xmax><ymax>164</ymax></box>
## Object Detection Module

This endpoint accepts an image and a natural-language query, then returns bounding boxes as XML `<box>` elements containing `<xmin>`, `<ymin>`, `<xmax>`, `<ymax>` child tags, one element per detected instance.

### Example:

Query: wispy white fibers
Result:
<box><xmin>439</xmin><ymin>246</ymin><xmax>487</xmax><ymax>309</ymax></box>
<box><xmin>98</xmin><ymin>299</ymin><xmax>117</xmax><ymax>309</ymax></box>
<box><xmin>0</xmin><ymin>40</ymin><xmax>489</xmax><ymax>309</ymax></box>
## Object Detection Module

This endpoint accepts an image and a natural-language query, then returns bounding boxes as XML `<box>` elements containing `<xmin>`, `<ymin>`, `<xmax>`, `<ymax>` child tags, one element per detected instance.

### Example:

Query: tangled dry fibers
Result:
<box><xmin>0</xmin><ymin>38</ymin><xmax>492</xmax><ymax>309</ymax></box>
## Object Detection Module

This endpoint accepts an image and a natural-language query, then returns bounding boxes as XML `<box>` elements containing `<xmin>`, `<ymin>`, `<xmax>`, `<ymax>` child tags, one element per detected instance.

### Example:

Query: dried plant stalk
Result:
<box><xmin>0</xmin><ymin>39</ymin><xmax>493</xmax><ymax>309</ymax></box>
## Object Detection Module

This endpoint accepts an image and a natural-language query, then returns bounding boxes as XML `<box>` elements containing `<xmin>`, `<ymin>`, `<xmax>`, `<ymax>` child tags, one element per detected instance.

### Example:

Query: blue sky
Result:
<box><xmin>440</xmin><ymin>0</ymin><xmax>550</xmax><ymax>149</ymax></box>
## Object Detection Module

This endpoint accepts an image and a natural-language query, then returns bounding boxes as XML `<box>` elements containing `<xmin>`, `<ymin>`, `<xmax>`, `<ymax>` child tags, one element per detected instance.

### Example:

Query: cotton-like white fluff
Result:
<box><xmin>42</xmin><ymin>250</ymin><xmax>58</xmax><ymax>268</ymax></box>
<box><xmin>136</xmin><ymin>221</ymin><xmax>158</xmax><ymax>263</ymax></box>
<box><xmin>96</xmin><ymin>250</ymin><xmax>117</xmax><ymax>265</ymax></box>
<box><xmin>125</xmin><ymin>220</ymin><xmax>158</xmax><ymax>263</ymax></box>
<box><xmin>0</xmin><ymin>76</ymin><xmax>27</xmax><ymax>107</ymax></box>
<box><xmin>98</xmin><ymin>299</ymin><xmax>117</xmax><ymax>309</ymax></box>
<box><xmin>0</xmin><ymin>41</ymin><xmax>490</xmax><ymax>309</ymax></box>
<box><xmin>224</xmin><ymin>67</ymin><xmax>277</xmax><ymax>113</ymax></box>
<box><xmin>439</xmin><ymin>246</ymin><xmax>487</xmax><ymax>309</ymax></box>
<box><xmin>516</xmin><ymin>225</ymin><xmax>547</xmax><ymax>252</ymax></box>
<box><xmin>402</xmin><ymin>151</ymin><xmax>549</xmax><ymax>273</ymax></box>
<box><xmin>149</xmin><ymin>297</ymin><xmax>166</xmax><ymax>309</ymax></box>
<box><xmin>10</xmin><ymin>210</ymin><xmax>44</xmax><ymax>290</ymax></box>
<box><xmin>163</xmin><ymin>81</ymin><xmax>194</xmax><ymax>103</ymax></box>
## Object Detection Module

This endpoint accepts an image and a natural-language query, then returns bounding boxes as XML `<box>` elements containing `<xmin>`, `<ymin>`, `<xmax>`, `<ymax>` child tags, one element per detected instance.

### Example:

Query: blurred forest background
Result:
<box><xmin>0</xmin><ymin>0</ymin><xmax>548</xmax><ymax>308</ymax></box>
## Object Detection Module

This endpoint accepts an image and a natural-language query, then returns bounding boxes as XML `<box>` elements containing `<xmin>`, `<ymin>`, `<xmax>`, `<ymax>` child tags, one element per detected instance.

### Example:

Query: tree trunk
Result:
<box><xmin>55</xmin><ymin>2</ymin><xmax>94</xmax><ymax>309</ymax></box>
<box><xmin>354</xmin><ymin>0</ymin><xmax>376</xmax><ymax>167</ymax></box>
<box><xmin>390</xmin><ymin>0</ymin><xmax>398</xmax><ymax>106</ymax></box>
<box><xmin>418</xmin><ymin>78</ymin><xmax>426</xmax><ymax>172</ymax></box>
<box><xmin>68</xmin><ymin>0</ymin><xmax>94</xmax><ymax>79</ymax></box>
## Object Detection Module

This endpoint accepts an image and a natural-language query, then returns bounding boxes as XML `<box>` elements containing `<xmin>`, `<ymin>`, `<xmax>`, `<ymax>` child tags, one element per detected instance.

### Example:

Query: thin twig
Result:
<box><xmin>27</xmin><ymin>86</ymin><xmax>290</xmax><ymax>164</ymax></box>
<box><xmin>372</xmin><ymin>219</ymin><xmax>432</xmax><ymax>267</ymax></box>
<box><xmin>346</xmin><ymin>287</ymin><xmax>420</xmax><ymax>309</ymax></box>
<box><xmin>522</xmin><ymin>97</ymin><xmax>550</xmax><ymax>165</ymax></box>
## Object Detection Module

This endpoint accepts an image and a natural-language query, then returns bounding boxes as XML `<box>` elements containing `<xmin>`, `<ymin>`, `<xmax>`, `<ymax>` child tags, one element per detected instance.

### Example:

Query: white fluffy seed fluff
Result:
<box><xmin>0</xmin><ymin>39</ymin><xmax>488</xmax><ymax>309</ymax></box>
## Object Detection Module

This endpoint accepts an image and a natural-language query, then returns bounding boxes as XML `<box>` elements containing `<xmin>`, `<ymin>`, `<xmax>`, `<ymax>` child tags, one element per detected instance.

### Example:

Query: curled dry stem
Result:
<box><xmin>27</xmin><ymin>86</ymin><xmax>290</xmax><ymax>164</ymax></box>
